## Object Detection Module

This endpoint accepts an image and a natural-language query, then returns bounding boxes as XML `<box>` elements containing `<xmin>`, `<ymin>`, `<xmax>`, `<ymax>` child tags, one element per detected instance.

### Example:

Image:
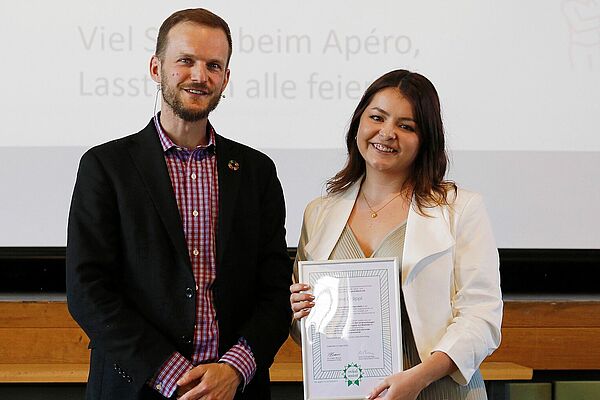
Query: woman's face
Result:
<box><xmin>356</xmin><ymin>87</ymin><xmax>420</xmax><ymax>178</ymax></box>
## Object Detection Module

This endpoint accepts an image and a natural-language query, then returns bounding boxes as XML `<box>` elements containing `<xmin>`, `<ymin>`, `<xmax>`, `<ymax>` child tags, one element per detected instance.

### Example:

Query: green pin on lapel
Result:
<box><xmin>228</xmin><ymin>160</ymin><xmax>239</xmax><ymax>171</ymax></box>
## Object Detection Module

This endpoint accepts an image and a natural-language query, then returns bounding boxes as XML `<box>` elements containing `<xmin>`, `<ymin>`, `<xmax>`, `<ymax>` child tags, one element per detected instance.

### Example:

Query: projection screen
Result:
<box><xmin>0</xmin><ymin>0</ymin><xmax>599</xmax><ymax>248</ymax></box>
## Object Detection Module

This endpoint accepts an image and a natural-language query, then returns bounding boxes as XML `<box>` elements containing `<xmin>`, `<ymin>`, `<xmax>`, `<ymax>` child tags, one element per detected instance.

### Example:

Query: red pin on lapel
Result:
<box><xmin>228</xmin><ymin>160</ymin><xmax>240</xmax><ymax>171</ymax></box>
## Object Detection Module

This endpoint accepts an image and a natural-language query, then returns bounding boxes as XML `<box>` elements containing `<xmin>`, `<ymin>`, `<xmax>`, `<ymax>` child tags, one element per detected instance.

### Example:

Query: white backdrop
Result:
<box><xmin>1</xmin><ymin>0</ymin><xmax>599</xmax><ymax>248</ymax></box>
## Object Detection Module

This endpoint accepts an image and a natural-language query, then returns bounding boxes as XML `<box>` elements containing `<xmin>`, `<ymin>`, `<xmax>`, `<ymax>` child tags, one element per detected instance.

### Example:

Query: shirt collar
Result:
<box><xmin>153</xmin><ymin>113</ymin><xmax>216</xmax><ymax>154</ymax></box>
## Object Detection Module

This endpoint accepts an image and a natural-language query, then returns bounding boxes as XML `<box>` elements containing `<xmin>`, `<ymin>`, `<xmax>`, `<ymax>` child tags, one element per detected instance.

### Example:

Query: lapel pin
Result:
<box><xmin>228</xmin><ymin>160</ymin><xmax>240</xmax><ymax>171</ymax></box>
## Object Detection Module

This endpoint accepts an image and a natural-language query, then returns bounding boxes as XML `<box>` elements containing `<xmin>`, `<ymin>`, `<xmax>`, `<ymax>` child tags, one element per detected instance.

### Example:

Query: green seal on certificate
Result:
<box><xmin>343</xmin><ymin>363</ymin><xmax>363</xmax><ymax>386</ymax></box>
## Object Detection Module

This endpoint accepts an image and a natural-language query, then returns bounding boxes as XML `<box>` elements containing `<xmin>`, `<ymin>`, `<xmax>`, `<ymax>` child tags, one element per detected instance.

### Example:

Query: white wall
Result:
<box><xmin>1</xmin><ymin>0</ymin><xmax>599</xmax><ymax>248</ymax></box>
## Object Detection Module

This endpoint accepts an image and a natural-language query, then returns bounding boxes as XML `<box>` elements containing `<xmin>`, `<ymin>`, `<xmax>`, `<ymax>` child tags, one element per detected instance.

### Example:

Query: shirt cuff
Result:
<box><xmin>219</xmin><ymin>337</ymin><xmax>257</xmax><ymax>389</ymax></box>
<box><xmin>148</xmin><ymin>352</ymin><xmax>193</xmax><ymax>398</ymax></box>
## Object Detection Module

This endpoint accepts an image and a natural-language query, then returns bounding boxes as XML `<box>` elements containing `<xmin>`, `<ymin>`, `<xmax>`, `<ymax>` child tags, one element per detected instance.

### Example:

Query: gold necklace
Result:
<box><xmin>362</xmin><ymin>191</ymin><xmax>403</xmax><ymax>218</ymax></box>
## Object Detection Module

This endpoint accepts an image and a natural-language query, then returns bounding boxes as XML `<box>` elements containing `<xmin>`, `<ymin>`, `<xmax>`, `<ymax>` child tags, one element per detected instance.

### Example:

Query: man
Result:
<box><xmin>66</xmin><ymin>8</ymin><xmax>292</xmax><ymax>400</ymax></box>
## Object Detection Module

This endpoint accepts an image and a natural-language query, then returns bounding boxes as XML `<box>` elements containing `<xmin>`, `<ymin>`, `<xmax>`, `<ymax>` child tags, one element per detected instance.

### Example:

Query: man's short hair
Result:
<box><xmin>155</xmin><ymin>8</ymin><xmax>232</xmax><ymax>65</ymax></box>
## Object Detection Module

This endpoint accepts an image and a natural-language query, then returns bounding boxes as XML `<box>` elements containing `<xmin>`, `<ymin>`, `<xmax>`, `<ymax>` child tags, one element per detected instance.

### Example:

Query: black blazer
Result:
<box><xmin>66</xmin><ymin>120</ymin><xmax>292</xmax><ymax>400</ymax></box>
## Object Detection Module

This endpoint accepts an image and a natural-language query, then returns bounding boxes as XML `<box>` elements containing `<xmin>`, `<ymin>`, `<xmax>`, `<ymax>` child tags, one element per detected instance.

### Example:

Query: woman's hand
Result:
<box><xmin>367</xmin><ymin>368</ymin><xmax>427</xmax><ymax>400</ymax></box>
<box><xmin>289</xmin><ymin>283</ymin><xmax>315</xmax><ymax>321</ymax></box>
<box><xmin>367</xmin><ymin>352</ymin><xmax>456</xmax><ymax>400</ymax></box>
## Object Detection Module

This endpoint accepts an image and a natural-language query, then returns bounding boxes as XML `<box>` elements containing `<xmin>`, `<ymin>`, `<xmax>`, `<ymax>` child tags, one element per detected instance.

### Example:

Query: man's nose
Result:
<box><xmin>190</xmin><ymin>64</ymin><xmax>208</xmax><ymax>82</ymax></box>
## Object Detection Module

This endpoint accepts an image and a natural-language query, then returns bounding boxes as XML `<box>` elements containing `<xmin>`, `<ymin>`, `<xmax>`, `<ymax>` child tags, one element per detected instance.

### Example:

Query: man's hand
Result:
<box><xmin>176</xmin><ymin>363</ymin><xmax>241</xmax><ymax>400</ymax></box>
<box><xmin>175</xmin><ymin>380</ymin><xmax>196</xmax><ymax>398</ymax></box>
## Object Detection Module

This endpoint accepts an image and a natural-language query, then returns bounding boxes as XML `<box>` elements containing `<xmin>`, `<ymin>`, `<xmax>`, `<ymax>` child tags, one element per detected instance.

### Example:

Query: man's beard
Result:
<box><xmin>161</xmin><ymin>81</ymin><xmax>222</xmax><ymax>122</ymax></box>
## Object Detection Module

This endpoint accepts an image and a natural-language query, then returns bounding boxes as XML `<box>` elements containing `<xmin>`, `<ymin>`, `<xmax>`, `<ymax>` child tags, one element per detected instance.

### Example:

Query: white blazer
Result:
<box><xmin>293</xmin><ymin>181</ymin><xmax>502</xmax><ymax>385</ymax></box>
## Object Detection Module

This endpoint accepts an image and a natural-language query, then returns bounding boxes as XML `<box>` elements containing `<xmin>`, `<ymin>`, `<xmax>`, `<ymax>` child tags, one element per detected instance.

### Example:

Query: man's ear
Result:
<box><xmin>221</xmin><ymin>68</ymin><xmax>231</xmax><ymax>92</ymax></box>
<box><xmin>149</xmin><ymin>55</ymin><xmax>161</xmax><ymax>84</ymax></box>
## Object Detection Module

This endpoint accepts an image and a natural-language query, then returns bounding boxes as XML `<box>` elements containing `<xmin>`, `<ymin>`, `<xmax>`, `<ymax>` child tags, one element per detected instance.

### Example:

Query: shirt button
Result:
<box><xmin>195</xmin><ymin>284</ymin><xmax>199</xmax><ymax>291</ymax></box>
<box><xmin>191</xmin><ymin>173</ymin><xmax>197</xmax><ymax>179</ymax></box>
<box><xmin>185</xmin><ymin>287</ymin><xmax>194</xmax><ymax>298</ymax></box>
<box><xmin>192</xmin><ymin>210</ymin><xmax>199</xmax><ymax>217</ymax></box>
<box><xmin>192</xmin><ymin>249</ymin><xmax>199</xmax><ymax>256</ymax></box>
<box><xmin>155</xmin><ymin>383</ymin><xmax>162</xmax><ymax>391</ymax></box>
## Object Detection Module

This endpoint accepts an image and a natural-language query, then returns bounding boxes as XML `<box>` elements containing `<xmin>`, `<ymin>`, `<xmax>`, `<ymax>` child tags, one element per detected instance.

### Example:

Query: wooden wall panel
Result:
<box><xmin>0</xmin><ymin>298</ymin><xmax>598</xmax><ymax>383</ymax></box>
<box><xmin>273</xmin><ymin>337</ymin><xmax>301</xmax><ymax>363</ymax></box>
<box><xmin>503</xmin><ymin>301</ymin><xmax>600</xmax><ymax>328</ymax></box>
<box><xmin>486</xmin><ymin>327</ymin><xmax>600</xmax><ymax>370</ymax></box>
<box><xmin>0</xmin><ymin>364</ymin><xmax>89</xmax><ymax>383</ymax></box>
<box><xmin>0</xmin><ymin>302</ymin><xmax>78</xmax><ymax>328</ymax></box>
<box><xmin>0</xmin><ymin>327</ymin><xmax>89</xmax><ymax>364</ymax></box>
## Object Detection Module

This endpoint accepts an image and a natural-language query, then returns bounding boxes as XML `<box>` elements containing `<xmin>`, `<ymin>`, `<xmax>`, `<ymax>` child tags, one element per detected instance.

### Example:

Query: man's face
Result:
<box><xmin>157</xmin><ymin>22</ymin><xmax>230</xmax><ymax>122</ymax></box>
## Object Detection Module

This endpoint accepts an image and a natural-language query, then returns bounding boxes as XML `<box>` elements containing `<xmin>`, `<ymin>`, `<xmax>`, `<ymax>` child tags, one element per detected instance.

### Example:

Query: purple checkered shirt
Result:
<box><xmin>148</xmin><ymin>116</ymin><xmax>256</xmax><ymax>398</ymax></box>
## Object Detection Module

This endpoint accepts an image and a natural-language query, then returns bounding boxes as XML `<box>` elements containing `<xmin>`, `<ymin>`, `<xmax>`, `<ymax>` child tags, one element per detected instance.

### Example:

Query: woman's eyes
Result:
<box><xmin>369</xmin><ymin>115</ymin><xmax>416</xmax><ymax>132</ymax></box>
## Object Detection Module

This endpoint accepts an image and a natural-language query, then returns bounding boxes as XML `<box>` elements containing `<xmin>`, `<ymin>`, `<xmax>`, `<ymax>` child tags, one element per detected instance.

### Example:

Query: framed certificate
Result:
<box><xmin>298</xmin><ymin>258</ymin><xmax>402</xmax><ymax>400</ymax></box>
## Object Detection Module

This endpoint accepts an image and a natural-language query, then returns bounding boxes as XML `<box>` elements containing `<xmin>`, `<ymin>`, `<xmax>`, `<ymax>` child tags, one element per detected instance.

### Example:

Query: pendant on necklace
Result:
<box><xmin>371</xmin><ymin>212</ymin><xmax>378</xmax><ymax>218</ymax></box>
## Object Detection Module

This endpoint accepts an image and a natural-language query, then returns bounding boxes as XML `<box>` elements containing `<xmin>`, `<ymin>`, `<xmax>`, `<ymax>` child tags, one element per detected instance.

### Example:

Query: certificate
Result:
<box><xmin>298</xmin><ymin>258</ymin><xmax>402</xmax><ymax>400</ymax></box>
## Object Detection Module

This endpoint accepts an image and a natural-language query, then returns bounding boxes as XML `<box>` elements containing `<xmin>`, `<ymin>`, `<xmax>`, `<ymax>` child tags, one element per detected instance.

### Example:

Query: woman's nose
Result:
<box><xmin>378</xmin><ymin>126</ymin><xmax>396</xmax><ymax>140</ymax></box>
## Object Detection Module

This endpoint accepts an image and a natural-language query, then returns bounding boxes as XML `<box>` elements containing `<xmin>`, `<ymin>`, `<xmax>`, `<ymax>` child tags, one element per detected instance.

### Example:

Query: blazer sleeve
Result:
<box><xmin>432</xmin><ymin>193</ymin><xmax>503</xmax><ymax>385</ymax></box>
<box><xmin>236</xmin><ymin>157</ymin><xmax>293</xmax><ymax>371</ymax></box>
<box><xmin>66</xmin><ymin>150</ymin><xmax>177</xmax><ymax>389</ymax></box>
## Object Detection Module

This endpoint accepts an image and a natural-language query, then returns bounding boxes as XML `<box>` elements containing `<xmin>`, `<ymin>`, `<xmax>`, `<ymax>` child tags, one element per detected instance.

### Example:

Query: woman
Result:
<box><xmin>290</xmin><ymin>70</ymin><xmax>502</xmax><ymax>400</ymax></box>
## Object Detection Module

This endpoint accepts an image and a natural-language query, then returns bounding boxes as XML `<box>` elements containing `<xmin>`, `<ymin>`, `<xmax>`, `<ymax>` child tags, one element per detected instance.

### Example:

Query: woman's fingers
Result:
<box><xmin>290</xmin><ymin>294</ymin><xmax>315</xmax><ymax>316</ymax></box>
<box><xmin>290</xmin><ymin>283</ymin><xmax>310</xmax><ymax>294</ymax></box>
<box><xmin>290</xmin><ymin>283</ymin><xmax>315</xmax><ymax>321</ymax></box>
<box><xmin>291</xmin><ymin>299</ymin><xmax>314</xmax><ymax>312</ymax></box>
<box><xmin>290</xmin><ymin>291</ymin><xmax>314</xmax><ymax>303</ymax></box>
<box><xmin>289</xmin><ymin>283</ymin><xmax>314</xmax><ymax>307</ymax></box>
<box><xmin>367</xmin><ymin>379</ymin><xmax>389</xmax><ymax>399</ymax></box>
<box><xmin>292</xmin><ymin>303</ymin><xmax>313</xmax><ymax>320</ymax></box>
<box><xmin>293</xmin><ymin>307</ymin><xmax>312</xmax><ymax>320</ymax></box>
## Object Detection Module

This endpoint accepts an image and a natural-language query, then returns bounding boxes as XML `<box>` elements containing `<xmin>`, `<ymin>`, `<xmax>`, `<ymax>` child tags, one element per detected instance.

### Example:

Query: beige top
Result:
<box><xmin>329</xmin><ymin>222</ymin><xmax>487</xmax><ymax>400</ymax></box>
